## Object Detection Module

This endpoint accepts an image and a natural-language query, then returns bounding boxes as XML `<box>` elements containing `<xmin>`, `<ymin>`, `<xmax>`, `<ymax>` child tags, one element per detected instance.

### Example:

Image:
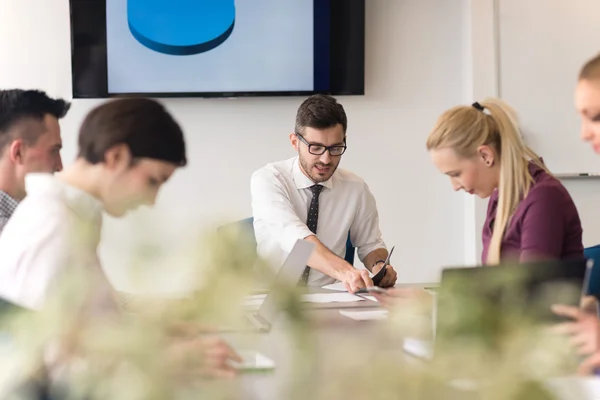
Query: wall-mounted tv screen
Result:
<box><xmin>70</xmin><ymin>0</ymin><xmax>365</xmax><ymax>98</ymax></box>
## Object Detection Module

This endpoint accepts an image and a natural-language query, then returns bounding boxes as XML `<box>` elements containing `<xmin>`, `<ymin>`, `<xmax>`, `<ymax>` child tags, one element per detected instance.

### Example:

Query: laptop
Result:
<box><xmin>236</xmin><ymin>239</ymin><xmax>315</xmax><ymax>332</ymax></box>
<box><xmin>404</xmin><ymin>258</ymin><xmax>592</xmax><ymax>361</ymax></box>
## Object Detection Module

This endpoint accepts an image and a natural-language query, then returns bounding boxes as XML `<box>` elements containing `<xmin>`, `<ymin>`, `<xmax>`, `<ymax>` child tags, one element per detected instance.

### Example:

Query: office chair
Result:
<box><xmin>584</xmin><ymin>245</ymin><xmax>600</xmax><ymax>301</ymax></box>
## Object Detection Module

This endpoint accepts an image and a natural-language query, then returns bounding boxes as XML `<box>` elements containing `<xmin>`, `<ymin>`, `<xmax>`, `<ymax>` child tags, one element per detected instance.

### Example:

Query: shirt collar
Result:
<box><xmin>25</xmin><ymin>173</ymin><xmax>103</xmax><ymax>222</ymax></box>
<box><xmin>0</xmin><ymin>190</ymin><xmax>18</xmax><ymax>218</ymax></box>
<box><xmin>528</xmin><ymin>159</ymin><xmax>546</xmax><ymax>180</ymax></box>
<box><xmin>489</xmin><ymin>160</ymin><xmax>547</xmax><ymax>206</ymax></box>
<box><xmin>291</xmin><ymin>157</ymin><xmax>334</xmax><ymax>190</ymax></box>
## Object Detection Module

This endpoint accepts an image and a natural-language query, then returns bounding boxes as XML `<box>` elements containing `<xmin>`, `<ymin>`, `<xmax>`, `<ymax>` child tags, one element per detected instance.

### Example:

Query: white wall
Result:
<box><xmin>0</xmin><ymin>0</ymin><xmax>470</xmax><ymax>292</ymax></box>
<box><xmin>562</xmin><ymin>181</ymin><xmax>600</xmax><ymax>249</ymax></box>
<box><xmin>462</xmin><ymin>0</ymin><xmax>600</xmax><ymax>258</ymax></box>
<box><xmin>495</xmin><ymin>0</ymin><xmax>600</xmax><ymax>247</ymax></box>
<box><xmin>462</xmin><ymin>0</ymin><xmax>499</xmax><ymax>264</ymax></box>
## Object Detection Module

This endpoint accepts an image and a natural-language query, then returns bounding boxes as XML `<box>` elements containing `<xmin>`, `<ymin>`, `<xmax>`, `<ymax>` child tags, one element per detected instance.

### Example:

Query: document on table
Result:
<box><xmin>321</xmin><ymin>283</ymin><xmax>379</xmax><ymax>303</ymax></box>
<box><xmin>323</xmin><ymin>280</ymin><xmax>380</xmax><ymax>292</ymax></box>
<box><xmin>302</xmin><ymin>293</ymin><xmax>365</xmax><ymax>303</ymax></box>
<box><xmin>322</xmin><ymin>283</ymin><xmax>381</xmax><ymax>301</ymax></box>
<box><xmin>322</xmin><ymin>282</ymin><xmax>347</xmax><ymax>291</ymax></box>
<box><xmin>339</xmin><ymin>309</ymin><xmax>388</xmax><ymax>321</ymax></box>
<box><xmin>243</xmin><ymin>292</ymin><xmax>365</xmax><ymax>307</ymax></box>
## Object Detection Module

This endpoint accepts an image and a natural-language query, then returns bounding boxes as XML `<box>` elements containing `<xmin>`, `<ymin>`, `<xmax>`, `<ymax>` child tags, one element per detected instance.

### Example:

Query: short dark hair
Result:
<box><xmin>78</xmin><ymin>98</ymin><xmax>187</xmax><ymax>166</ymax></box>
<box><xmin>295</xmin><ymin>94</ymin><xmax>348</xmax><ymax>135</ymax></box>
<box><xmin>0</xmin><ymin>89</ymin><xmax>71</xmax><ymax>149</ymax></box>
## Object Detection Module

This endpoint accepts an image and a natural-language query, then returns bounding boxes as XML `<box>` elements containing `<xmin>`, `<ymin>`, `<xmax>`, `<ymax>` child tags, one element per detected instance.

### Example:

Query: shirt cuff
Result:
<box><xmin>357</xmin><ymin>239</ymin><xmax>387</xmax><ymax>262</ymax></box>
<box><xmin>281</xmin><ymin>224</ymin><xmax>314</xmax><ymax>254</ymax></box>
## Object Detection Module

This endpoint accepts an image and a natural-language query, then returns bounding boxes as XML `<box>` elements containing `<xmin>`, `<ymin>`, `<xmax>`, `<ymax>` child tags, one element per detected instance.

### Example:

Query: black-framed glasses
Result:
<box><xmin>295</xmin><ymin>133</ymin><xmax>347</xmax><ymax>156</ymax></box>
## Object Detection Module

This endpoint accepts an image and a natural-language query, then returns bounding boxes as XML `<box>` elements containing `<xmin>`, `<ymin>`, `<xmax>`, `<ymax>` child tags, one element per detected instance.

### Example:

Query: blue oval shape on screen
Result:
<box><xmin>128</xmin><ymin>0</ymin><xmax>236</xmax><ymax>56</ymax></box>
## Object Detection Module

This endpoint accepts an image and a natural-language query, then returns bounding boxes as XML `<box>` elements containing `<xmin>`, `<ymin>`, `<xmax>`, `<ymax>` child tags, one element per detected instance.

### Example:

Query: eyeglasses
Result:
<box><xmin>295</xmin><ymin>133</ymin><xmax>347</xmax><ymax>156</ymax></box>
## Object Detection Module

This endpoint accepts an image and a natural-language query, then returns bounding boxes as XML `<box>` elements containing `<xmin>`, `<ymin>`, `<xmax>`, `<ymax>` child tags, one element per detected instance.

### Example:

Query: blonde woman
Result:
<box><xmin>427</xmin><ymin>98</ymin><xmax>583</xmax><ymax>264</ymax></box>
<box><xmin>553</xmin><ymin>53</ymin><xmax>600</xmax><ymax>374</ymax></box>
<box><xmin>376</xmin><ymin>99</ymin><xmax>585</xmax><ymax>307</ymax></box>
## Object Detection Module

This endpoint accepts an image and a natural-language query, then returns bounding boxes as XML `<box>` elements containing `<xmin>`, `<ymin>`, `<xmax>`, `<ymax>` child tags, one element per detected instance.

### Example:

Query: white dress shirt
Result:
<box><xmin>0</xmin><ymin>174</ymin><xmax>117</xmax><ymax>314</ymax></box>
<box><xmin>251</xmin><ymin>157</ymin><xmax>386</xmax><ymax>286</ymax></box>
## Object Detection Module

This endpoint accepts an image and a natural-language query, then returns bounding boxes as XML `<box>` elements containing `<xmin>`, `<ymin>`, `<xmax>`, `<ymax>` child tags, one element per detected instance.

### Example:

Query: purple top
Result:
<box><xmin>482</xmin><ymin>163</ymin><xmax>584</xmax><ymax>263</ymax></box>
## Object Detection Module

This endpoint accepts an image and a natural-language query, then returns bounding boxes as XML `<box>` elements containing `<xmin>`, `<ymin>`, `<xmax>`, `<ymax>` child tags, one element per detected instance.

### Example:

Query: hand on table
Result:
<box><xmin>341</xmin><ymin>269</ymin><xmax>373</xmax><ymax>293</ymax></box>
<box><xmin>581</xmin><ymin>295</ymin><xmax>599</xmax><ymax>314</ymax></box>
<box><xmin>371</xmin><ymin>263</ymin><xmax>398</xmax><ymax>288</ymax></box>
<box><xmin>167</xmin><ymin>335</ymin><xmax>242</xmax><ymax>380</ymax></box>
<box><xmin>552</xmin><ymin>304</ymin><xmax>600</xmax><ymax>356</ymax></box>
<box><xmin>552</xmin><ymin>304</ymin><xmax>600</xmax><ymax>375</ymax></box>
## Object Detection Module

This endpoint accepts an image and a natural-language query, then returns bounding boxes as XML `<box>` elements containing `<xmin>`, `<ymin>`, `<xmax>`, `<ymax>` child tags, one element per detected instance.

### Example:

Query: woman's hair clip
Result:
<box><xmin>472</xmin><ymin>102</ymin><xmax>492</xmax><ymax>115</ymax></box>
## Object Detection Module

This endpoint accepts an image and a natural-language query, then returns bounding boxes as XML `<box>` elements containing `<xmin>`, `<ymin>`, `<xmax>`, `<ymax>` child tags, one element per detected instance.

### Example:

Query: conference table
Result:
<box><xmin>221</xmin><ymin>284</ymin><xmax>600</xmax><ymax>400</ymax></box>
<box><xmin>223</xmin><ymin>284</ymin><xmax>438</xmax><ymax>400</ymax></box>
<box><xmin>5</xmin><ymin>283</ymin><xmax>600</xmax><ymax>399</ymax></box>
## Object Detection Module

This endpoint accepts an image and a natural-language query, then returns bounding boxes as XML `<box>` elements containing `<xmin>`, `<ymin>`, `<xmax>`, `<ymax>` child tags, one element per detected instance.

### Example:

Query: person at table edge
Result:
<box><xmin>251</xmin><ymin>94</ymin><xmax>397</xmax><ymax>293</ymax></box>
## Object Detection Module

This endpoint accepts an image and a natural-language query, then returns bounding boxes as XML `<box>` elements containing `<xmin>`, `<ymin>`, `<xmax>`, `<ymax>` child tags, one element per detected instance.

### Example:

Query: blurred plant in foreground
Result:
<box><xmin>0</xmin><ymin>220</ymin><xmax>590</xmax><ymax>399</ymax></box>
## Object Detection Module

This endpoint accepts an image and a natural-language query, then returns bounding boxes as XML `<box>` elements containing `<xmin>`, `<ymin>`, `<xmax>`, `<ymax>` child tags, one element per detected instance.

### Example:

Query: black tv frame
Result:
<box><xmin>69</xmin><ymin>0</ymin><xmax>365</xmax><ymax>99</ymax></box>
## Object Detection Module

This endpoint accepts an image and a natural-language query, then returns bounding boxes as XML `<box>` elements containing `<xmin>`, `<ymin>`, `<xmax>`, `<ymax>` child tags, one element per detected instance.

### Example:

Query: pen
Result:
<box><xmin>382</xmin><ymin>246</ymin><xmax>395</xmax><ymax>268</ymax></box>
<box><xmin>372</xmin><ymin>246</ymin><xmax>395</xmax><ymax>286</ymax></box>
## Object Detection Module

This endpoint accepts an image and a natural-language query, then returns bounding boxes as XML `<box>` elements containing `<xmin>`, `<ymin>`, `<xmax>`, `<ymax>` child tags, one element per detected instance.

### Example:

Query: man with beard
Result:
<box><xmin>251</xmin><ymin>94</ymin><xmax>397</xmax><ymax>292</ymax></box>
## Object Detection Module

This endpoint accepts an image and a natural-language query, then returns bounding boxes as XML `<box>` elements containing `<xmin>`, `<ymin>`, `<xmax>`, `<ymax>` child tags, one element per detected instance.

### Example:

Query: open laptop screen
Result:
<box><xmin>434</xmin><ymin>258</ymin><xmax>590</xmax><ymax>354</ymax></box>
<box><xmin>256</xmin><ymin>239</ymin><xmax>315</xmax><ymax>326</ymax></box>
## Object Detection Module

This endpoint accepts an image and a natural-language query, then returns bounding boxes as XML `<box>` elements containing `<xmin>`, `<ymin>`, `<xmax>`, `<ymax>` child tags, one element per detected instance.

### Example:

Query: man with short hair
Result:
<box><xmin>0</xmin><ymin>97</ymin><xmax>241</xmax><ymax>382</ymax></box>
<box><xmin>251</xmin><ymin>94</ymin><xmax>397</xmax><ymax>292</ymax></box>
<box><xmin>0</xmin><ymin>89</ymin><xmax>70</xmax><ymax>233</ymax></box>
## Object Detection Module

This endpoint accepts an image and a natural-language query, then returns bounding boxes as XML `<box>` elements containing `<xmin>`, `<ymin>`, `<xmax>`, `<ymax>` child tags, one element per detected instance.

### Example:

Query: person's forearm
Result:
<box><xmin>304</xmin><ymin>235</ymin><xmax>354</xmax><ymax>280</ymax></box>
<box><xmin>363</xmin><ymin>248</ymin><xmax>388</xmax><ymax>272</ymax></box>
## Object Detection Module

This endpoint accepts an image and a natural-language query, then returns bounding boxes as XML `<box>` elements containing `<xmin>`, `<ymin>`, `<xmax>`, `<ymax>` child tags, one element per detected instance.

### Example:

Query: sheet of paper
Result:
<box><xmin>243</xmin><ymin>292</ymin><xmax>365</xmax><ymax>307</ymax></box>
<box><xmin>322</xmin><ymin>283</ymin><xmax>383</xmax><ymax>299</ymax></box>
<box><xmin>339</xmin><ymin>309</ymin><xmax>388</xmax><ymax>321</ymax></box>
<box><xmin>301</xmin><ymin>293</ymin><xmax>365</xmax><ymax>303</ymax></box>
<box><xmin>322</xmin><ymin>282</ymin><xmax>347</xmax><ymax>291</ymax></box>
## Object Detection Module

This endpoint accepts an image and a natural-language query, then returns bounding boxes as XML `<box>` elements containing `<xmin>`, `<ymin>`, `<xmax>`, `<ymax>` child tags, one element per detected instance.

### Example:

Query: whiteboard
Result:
<box><xmin>498</xmin><ymin>0</ymin><xmax>600</xmax><ymax>174</ymax></box>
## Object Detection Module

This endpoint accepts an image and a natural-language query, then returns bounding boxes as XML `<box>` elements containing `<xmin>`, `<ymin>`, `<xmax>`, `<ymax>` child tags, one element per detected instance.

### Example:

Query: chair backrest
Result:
<box><xmin>226</xmin><ymin>217</ymin><xmax>356</xmax><ymax>265</ymax></box>
<box><xmin>217</xmin><ymin>217</ymin><xmax>257</xmax><ymax>247</ymax></box>
<box><xmin>584</xmin><ymin>245</ymin><xmax>600</xmax><ymax>298</ymax></box>
<box><xmin>344</xmin><ymin>234</ymin><xmax>355</xmax><ymax>266</ymax></box>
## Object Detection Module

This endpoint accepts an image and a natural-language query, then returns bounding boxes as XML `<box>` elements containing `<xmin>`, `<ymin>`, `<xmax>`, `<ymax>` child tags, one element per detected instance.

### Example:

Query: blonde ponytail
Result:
<box><xmin>426</xmin><ymin>98</ymin><xmax>548</xmax><ymax>264</ymax></box>
<box><xmin>481</xmin><ymin>99</ymin><xmax>547</xmax><ymax>263</ymax></box>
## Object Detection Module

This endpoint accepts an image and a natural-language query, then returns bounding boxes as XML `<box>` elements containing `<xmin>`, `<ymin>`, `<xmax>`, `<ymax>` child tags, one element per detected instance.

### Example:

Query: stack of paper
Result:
<box><xmin>322</xmin><ymin>282</ymin><xmax>347</xmax><ymax>292</ymax></box>
<box><xmin>242</xmin><ymin>292</ymin><xmax>365</xmax><ymax>307</ymax></box>
<box><xmin>302</xmin><ymin>293</ymin><xmax>365</xmax><ymax>303</ymax></box>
